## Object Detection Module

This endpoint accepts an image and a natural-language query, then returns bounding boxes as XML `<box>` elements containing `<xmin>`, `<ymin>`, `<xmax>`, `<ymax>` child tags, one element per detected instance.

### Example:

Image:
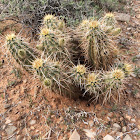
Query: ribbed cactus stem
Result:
<box><xmin>6</xmin><ymin>33</ymin><xmax>36</xmax><ymax>71</ymax></box>
<box><xmin>79</xmin><ymin>19</ymin><xmax>119</xmax><ymax>70</ymax></box>
<box><xmin>88</xmin><ymin>36</ymin><xmax>99</xmax><ymax>68</ymax></box>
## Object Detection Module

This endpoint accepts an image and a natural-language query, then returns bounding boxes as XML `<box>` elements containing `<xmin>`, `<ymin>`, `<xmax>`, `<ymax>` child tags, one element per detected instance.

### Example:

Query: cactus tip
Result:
<box><xmin>111</xmin><ymin>69</ymin><xmax>125</xmax><ymax>80</ymax></box>
<box><xmin>6</xmin><ymin>33</ymin><xmax>16</xmax><ymax>41</ymax></box>
<box><xmin>33</xmin><ymin>59</ymin><xmax>43</xmax><ymax>69</ymax></box>
<box><xmin>75</xmin><ymin>65</ymin><xmax>86</xmax><ymax>75</ymax></box>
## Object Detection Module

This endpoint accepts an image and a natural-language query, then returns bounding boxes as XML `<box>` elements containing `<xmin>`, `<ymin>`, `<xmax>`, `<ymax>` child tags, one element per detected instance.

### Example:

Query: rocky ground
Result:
<box><xmin>0</xmin><ymin>0</ymin><xmax>140</xmax><ymax>140</ymax></box>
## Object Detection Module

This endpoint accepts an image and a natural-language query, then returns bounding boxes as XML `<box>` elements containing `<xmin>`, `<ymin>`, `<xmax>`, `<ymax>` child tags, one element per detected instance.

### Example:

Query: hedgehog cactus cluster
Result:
<box><xmin>6</xmin><ymin>13</ymin><xmax>133</xmax><ymax>103</ymax></box>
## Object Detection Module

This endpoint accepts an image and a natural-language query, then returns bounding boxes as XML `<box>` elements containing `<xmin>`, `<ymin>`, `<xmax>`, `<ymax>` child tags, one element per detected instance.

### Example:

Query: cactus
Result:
<box><xmin>123</xmin><ymin>63</ymin><xmax>133</xmax><ymax>75</ymax></box>
<box><xmin>118</xmin><ymin>63</ymin><xmax>133</xmax><ymax>76</ymax></box>
<box><xmin>43</xmin><ymin>78</ymin><xmax>52</xmax><ymax>88</ymax></box>
<box><xmin>32</xmin><ymin>58</ymin><xmax>81</xmax><ymax>98</ymax></box>
<box><xmin>71</xmin><ymin>64</ymin><xmax>87</xmax><ymax>87</ymax></box>
<box><xmin>32</xmin><ymin>58</ymin><xmax>64</xmax><ymax>90</ymax></box>
<box><xmin>79</xmin><ymin>20</ymin><xmax>119</xmax><ymax>70</ymax></box>
<box><xmin>6</xmin><ymin>33</ymin><xmax>36</xmax><ymax>71</ymax></box>
<box><xmin>37</xmin><ymin>15</ymin><xmax>69</xmax><ymax>61</ymax></box>
<box><xmin>103</xmin><ymin>68</ymin><xmax>125</xmax><ymax>103</ymax></box>
<box><xmin>101</xmin><ymin>13</ymin><xmax>121</xmax><ymax>36</ymax></box>
<box><xmin>43</xmin><ymin>14</ymin><xmax>65</xmax><ymax>31</ymax></box>
<box><xmin>37</xmin><ymin>27</ymin><xmax>68</xmax><ymax>61</ymax></box>
<box><xmin>101</xmin><ymin>13</ymin><xmax>116</xmax><ymax>27</ymax></box>
<box><xmin>84</xmin><ymin>72</ymin><xmax>102</xmax><ymax>101</ymax></box>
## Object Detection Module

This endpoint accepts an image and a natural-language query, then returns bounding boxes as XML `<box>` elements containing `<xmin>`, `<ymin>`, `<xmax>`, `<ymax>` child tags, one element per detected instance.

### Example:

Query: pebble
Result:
<box><xmin>116</xmin><ymin>132</ymin><xmax>123</xmax><ymax>138</ymax></box>
<box><xmin>131</xmin><ymin>118</ymin><xmax>136</xmax><ymax>123</ymax></box>
<box><xmin>123</xmin><ymin>134</ymin><xmax>132</xmax><ymax>140</ymax></box>
<box><xmin>4</xmin><ymin>104</ymin><xmax>11</xmax><ymax>109</ymax></box>
<box><xmin>107</xmin><ymin>117</ymin><xmax>111</xmax><ymax>121</ymax></box>
<box><xmin>5</xmin><ymin>126</ymin><xmax>17</xmax><ymax>135</ymax></box>
<box><xmin>113</xmin><ymin>123</ymin><xmax>121</xmax><ymax>131</ymax></box>
<box><xmin>30</xmin><ymin>126</ymin><xmax>35</xmax><ymax>130</ymax></box>
<box><xmin>125</xmin><ymin>115</ymin><xmax>131</xmax><ymax>121</ymax></box>
<box><xmin>138</xmin><ymin>125</ymin><xmax>140</xmax><ymax>129</ymax></box>
<box><xmin>134</xmin><ymin>93</ymin><xmax>140</xmax><ymax>99</ymax></box>
<box><xmin>5</xmin><ymin>119</ymin><xmax>12</xmax><ymax>124</ymax></box>
<box><xmin>36</xmin><ymin>130</ymin><xmax>39</xmax><ymax>133</ymax></box>
<box><xmin>120</xmin><ymin>117</ymin><xmax>123</xmax><ymax>121</ymax></box>
<box><xmin>2</xmin><ymin>125</ymin><xmax>6</xmax><ymax>130</ymax></box>
<box><xmin>31</xmin><ymin>134</ymin><xmax>39</xmax><ymax>139</ymax></box>
<box><xmin>115</xmin><ymin>13</ymin><xmax>131</xmax><ymax>22</ymax></box>
<box><xmin>135</xmin><ymin>54</ymin><xmax>140</xmax><ymax>59</ymax></box>
<box><xmin>127</xmin><ymin>28</ymin><xmax>131</xmax><ymax>31</ymax></box>
<box><xmin>107</xmin><ymin>112</ymin><xmax>113</xmax><ymax>118</ymax></box>
<box><xmin>103</xmin><ymin>134</ymin><xmax>114</xmax><ymax>140</ymax></box>
<box><xmin>30</xmin><ymin>120</ymin><xmax>36</xmax><ymax>125</ymax></box>
<box><xmin>17</xmin><ymin>135</ymin><xmax>22</xmax><ymax>140</ymax></box>
<box><xmin>23</xmin><ymin>79</ymin><xmax>27</xmax><ymax>84</ymax></box>
<box><xmin>122</xmin><ymin>126</ymin><xmax>127</xmax><ymax>132</ymax></box>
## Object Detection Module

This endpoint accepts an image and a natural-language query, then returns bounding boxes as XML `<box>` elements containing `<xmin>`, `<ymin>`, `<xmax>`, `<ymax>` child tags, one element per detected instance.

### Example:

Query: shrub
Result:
<box><xmin>1</xmin><ymin>0</ymin><xmax>126</xmax><ymax>34</ymax></box>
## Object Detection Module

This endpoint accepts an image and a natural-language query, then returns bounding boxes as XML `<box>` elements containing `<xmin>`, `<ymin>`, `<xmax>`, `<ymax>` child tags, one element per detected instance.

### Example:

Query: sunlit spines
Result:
<box><xmin>111</xmin><ymin>69</ymin><xmax>125</xmax><ymax>81</ymax></box>
<box><xmin>32</xmin><ymin>59</ymin><xmax>43</xmax><ymax>69</ymax></box>
<box><xmin>89</xmin><ymin>21</ymin><xmax>99</xmax><ymax>29</ymax></box>
<box><xmin>123</xmin><ymin>63</ymin><xmax>133</xmax><ymax>75</ymax></box>
<box><xmin>6</xmin><ymin>33</ymin><xmax>16</xmax><ymax>42</ymax></box>
<box><xmin>43</xmin><ymin>14</ymin><xmax>65</xmax><ymax>31</ymax></box>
